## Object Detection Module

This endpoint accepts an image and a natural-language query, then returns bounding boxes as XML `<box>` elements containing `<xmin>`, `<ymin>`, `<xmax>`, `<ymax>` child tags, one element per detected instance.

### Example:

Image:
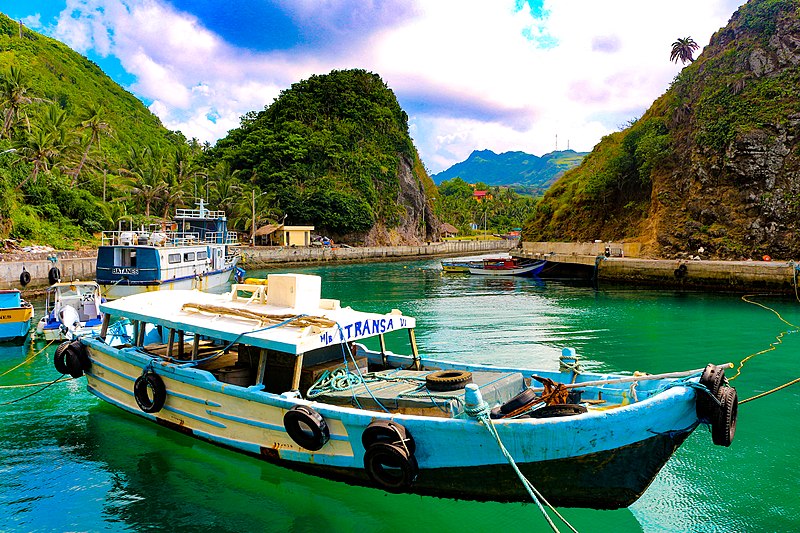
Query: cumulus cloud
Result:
<box><xmin>43</xmin><ymin>0</ymin><xmax>746</xmax><ymax>172</ymax></box>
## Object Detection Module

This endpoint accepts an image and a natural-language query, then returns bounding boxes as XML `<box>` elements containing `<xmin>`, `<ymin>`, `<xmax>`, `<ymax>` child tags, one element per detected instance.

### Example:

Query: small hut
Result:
<box><xmin>440</xmin><ymin>223</ymin><xmax>459</xmax><ymax>238</ymax></box>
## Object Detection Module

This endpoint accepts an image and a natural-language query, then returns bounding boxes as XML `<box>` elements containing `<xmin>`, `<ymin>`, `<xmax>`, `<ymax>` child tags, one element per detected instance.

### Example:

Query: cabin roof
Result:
<box><xmin>100</xmin><ymin>276</ymin><xmax>415</xmax><ymax>354</ymax></box>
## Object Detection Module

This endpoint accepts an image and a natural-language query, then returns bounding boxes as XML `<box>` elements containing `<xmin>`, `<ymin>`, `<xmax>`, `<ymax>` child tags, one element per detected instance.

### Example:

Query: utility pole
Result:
<box><xmin>251</xmin><ymin>189</ymin><xmax>256</xmax><ymax>246</ymax></box>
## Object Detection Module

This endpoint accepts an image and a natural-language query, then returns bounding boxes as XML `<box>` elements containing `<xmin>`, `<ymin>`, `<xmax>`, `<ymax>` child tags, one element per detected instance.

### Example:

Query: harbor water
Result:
<box><xmin>2</xmin><ymin>259</ymin><xmax>799</xmax><ymax>532</ymax></box>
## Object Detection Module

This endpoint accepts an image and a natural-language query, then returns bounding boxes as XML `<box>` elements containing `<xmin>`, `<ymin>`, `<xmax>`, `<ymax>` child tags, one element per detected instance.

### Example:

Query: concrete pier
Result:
<box><xmin>0</xmin><ymin>240</ymin><xmax>515</xmax><ymax>294</ymax></box>
<box><xmin>517</xmin><ymin>242</ymin><xmax>798</xmax><ymax>293</ymax></box>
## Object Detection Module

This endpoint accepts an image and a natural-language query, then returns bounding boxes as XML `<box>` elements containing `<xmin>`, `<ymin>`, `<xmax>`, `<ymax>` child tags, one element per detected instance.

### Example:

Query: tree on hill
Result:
<box><xmin>670</xmin><ymin>37</ymin><xmax>699</xmax><ymax>64</ymax></box>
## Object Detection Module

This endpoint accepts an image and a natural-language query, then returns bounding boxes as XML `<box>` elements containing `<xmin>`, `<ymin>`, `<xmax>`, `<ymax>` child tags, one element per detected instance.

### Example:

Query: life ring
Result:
<box><xmin>134</xmin><ymin>371</ymin><xmax>167</xmax><ymax>413</ymax></box>
<box><xmin>696</xmin><ymin>364</ymin><xmax>727</xmax><ymax>421</ymax></box>
<box><xmin>363</xmin><ymin>441</ymin><xmax>418</xmax><ymax>492</ymax></box>
<box><xmin>19</xmin><ymin>269</ymin><xmax>30</xmax><ymax>286</ymax></box>
<box><xmin>48</xmin><ymin>266</ymin><xmax>61</xmax><ymax>285</ymax></box>
<box><xmin>53</xmin><ymin>341</ymin><xmax>71</xmax><ymax>374</ymax></box>
<box><xmin>64</xmin><ymin>341</ymin><xmax>91</xmax><ymax>378</ymax></box>
<box><xmin>711</xmin><ymin>386</ymin><xmax>738</xmax><ymax>447</ymax></box>
<box><xmin>362</xmin><ymin>420</ymin><xmax>415</xmax><ymax>455</ymax></box>
<box><xmin>528</xmin><ymin>404</ymin><xmax>588</xmax><ymax>418</ymax></box>
<box><xmin>425</xmin><ymin>370</ymin><xmax>473</xmax><ymax>392</ymax></box>
<box><xmin>284</xmin><ymin>405</ymin><xmax>330</xmax><ymax>451</ymax></box>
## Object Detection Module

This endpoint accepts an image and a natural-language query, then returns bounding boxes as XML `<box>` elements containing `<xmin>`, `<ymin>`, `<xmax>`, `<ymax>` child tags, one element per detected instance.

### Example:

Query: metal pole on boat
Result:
<box><xmin>379</xmin><ymin>334</ymin><xmax>388</xmax><ymax>367</ymax></box>
<box><xmin>408</xmin><ymin>329</ymin><xmax>421</xmax><ymax>371</ymax></box>
<box><xmin>99</xmin><ymin>314</ymin><xmax>110</xmax><ymax>341</ymax></box>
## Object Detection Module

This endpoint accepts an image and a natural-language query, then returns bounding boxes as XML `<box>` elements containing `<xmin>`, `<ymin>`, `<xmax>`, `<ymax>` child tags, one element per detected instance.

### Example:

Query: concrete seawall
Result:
<box><xmin>0</xmin><ymin>240</ymin><xmax>515</xmax><ymax>294</ymax></box>
<box><xmin>518</xmin><ymin>241</ymin><xmax>798</xmax><ymax>293</ymax></box>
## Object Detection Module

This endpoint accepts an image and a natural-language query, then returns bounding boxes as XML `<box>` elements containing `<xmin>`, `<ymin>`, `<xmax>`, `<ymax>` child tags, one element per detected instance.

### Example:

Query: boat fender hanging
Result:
<box><xmin>674</xmin><ymin>263</ymin><xmax>688</xmax><ymax>278</ymax></box>
<box><xmin>364</xmin><ymin>441</ymin><xmax>419</xmax><ymax>492</ymax></box>
<box><xmin>425</xmin><ymin>370</ymin><xmax>473</xmax><ymax>392</ymax></box>
<box><xmin>696</xmin><ymin>364</ymin><xmax>727</xmax><ymax>421</ymax></box>
<box><xmin>48</xmin><ymin>266</ymin><xmax>61</xmax><ymax>285</ymax></box>
<box><xmin>711</xmin><ymin>386</ymin><xmax>738</xmax><ymax>447</ymax></box>
<box><xmin>64</xmin><ymin>340</ymin><xmax>91</xmax><ymax>378</ymax></box>
<box><xmin>134</xmin><ymin>371</ymin><xmax>167</xmax><ymax>413</ymax></box>
<box><xmin>362</xmin><ymin>420</ymin><xmax>416</xmax><ymax>455</ymax></box>
<box><xmin>19</xmin><ymin>268</ymin><xmax>30</xmax><ymax>286</ymax></box>
<box><xmin>53</xmin><ymin>341</ymin><xmax>71</xmax><ymax>374</ymax></box>
<box><xmin>284</xmin><ymin>405</ymin><xmax>330</xmax><ymax>451</ymax></box>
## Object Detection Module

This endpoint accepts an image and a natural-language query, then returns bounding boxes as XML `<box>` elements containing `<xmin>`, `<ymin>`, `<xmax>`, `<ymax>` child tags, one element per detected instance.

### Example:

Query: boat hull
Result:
<box><xmin>99</xmin><ymin>267</ymin><xmax>235</xmax><ymax>300</ymax></box>
<box><xmin>0</xmin><ymin>307</ymin><xmax>33</xmax><ymax>344</ymax></box>
<box><xmin>467</xmin><ymin>261</ymin><xmax>545</xmax><ymax>276</ymax></box>
<box><xmin>82</xmin><ymin>338</ymin><xmax>700</xmax><ymax>508</ymax></box>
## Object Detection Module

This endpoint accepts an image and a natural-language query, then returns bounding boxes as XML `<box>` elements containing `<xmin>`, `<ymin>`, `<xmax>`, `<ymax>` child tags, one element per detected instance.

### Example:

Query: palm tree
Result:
<box><xmin>73</xmin><ymin>104</ymin><xmax>111</xmax><ymax>182</ymax></box>
<box><xmin>14</xmin><ymin>127</ymin><xmax>57</xmax><ymax>189</ymax></box>
<box><xmin>0</xmin><ymin>66</ymin><xmax>48</xmax><ymax>138</ymax></box>
<box><xmin>670</xmin><ymin>37</ymin><xmax>699</xmax><ymax>64</ymax></box>
<box><xmin>119</xmin><ymin>146</ymin><xmax>168</xmax><ymax>218</ymax></box>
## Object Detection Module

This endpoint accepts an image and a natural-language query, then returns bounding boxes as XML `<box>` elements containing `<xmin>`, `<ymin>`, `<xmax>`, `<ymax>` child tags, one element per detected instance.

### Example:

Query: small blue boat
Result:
<box><xmin>0</xmin><ymin>289</ymin><xmax>34</xmax><ymax>344</ymax></box>
<box><xmin>60</xmin><ymin>274</ymin><xmax>737</xmax><ymax>509</ymax></box>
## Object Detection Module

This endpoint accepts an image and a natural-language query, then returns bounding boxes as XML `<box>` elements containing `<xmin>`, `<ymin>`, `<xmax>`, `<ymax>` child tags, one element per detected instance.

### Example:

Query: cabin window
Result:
<box><xmin>168</xmin><ymin>253</ymin><xmax>181</xmax><ymax>264</ymax></box>
<box><xmin>197</xmin><ymin>251</ymin><xmax>208</xmax><ymax>260</ymax></box>
<box><xmin>184</xmin><ymin>252</ymin><xmax>196</xmax><ymax>262</ymax></box>
<box><xmin>117</xmin><ymin>248</ymin><xmax>137</xmax><ymax>266</ymax></box>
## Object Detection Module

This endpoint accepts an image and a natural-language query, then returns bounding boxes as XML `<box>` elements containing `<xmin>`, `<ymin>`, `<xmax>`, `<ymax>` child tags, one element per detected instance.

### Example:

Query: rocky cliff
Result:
<box><xmin>524</xmin><ymin>0</ymin><xmax>800</xmax><ymax>260</ymax></box>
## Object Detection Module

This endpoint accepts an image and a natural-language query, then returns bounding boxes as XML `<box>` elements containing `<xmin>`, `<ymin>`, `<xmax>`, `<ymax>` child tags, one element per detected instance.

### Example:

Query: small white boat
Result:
<box><xmin>35</xmin><ymin>280</ymin><xmax>104</xmax><ymax>341</ymax></box>
<box><xmin>60</xmin><ymin>273</ymin><xmax>738</xmax><ymax>511</ymax></box>
<box><xmin>466</xmin><ymin>258</ymin><xmax>546</xmax><ymax>276</ymax></box>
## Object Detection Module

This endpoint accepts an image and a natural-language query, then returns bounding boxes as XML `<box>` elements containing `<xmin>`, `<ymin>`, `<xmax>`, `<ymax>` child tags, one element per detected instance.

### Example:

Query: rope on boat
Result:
<box><xmin>181</xmin><ymin>303</ymin><xmax>337</xmax><ymax>329</ymax></box>
<box><xmin>0</xmin><ymin>375</ymin><xmax>75</xmax><ymax>405</ymax></box>
<box><xmin>464</xmin><ymin>398</ymin><xmax>578</xmax><ymax>533</ymax></box>
<box><xmin>0</xmin><ymin>339</ymin><xmax>56</xmax><ymax>378</ymax></box>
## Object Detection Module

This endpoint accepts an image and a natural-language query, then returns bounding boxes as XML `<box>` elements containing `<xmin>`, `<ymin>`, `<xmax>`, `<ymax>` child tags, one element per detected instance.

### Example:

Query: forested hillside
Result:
<box><xmin>206</xmin><ymin>69</ymin><xmax>438</xmax><ymax>245</ymax></box>
<box><xmin>524</xmin><ymin>0</ymin><xmax>800</xmax><ymax>260</ymax></box>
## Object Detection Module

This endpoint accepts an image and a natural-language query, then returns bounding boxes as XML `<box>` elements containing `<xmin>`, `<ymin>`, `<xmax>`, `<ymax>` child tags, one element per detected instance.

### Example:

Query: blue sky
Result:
<box><xmin>0</xmin><ymin>0</ymin><xmax>745</xmax><ymax>173</ymax></box>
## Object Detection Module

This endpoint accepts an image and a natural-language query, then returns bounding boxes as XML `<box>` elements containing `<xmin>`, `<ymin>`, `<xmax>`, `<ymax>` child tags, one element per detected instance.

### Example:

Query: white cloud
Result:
<box><xmin>47</xmin><ymin>0</ymin><xmax>746</xmax><ymax>172</ymax></box>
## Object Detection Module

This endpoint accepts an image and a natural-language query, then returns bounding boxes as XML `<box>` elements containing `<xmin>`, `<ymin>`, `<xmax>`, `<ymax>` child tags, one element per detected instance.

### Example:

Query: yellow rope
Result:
<box><xmin>0</xmin><ymin>375</ymin><xmax>75</xmax><ymax>389</ymax></box>
<box><xmin>740</xmin><ymin>377</ymin><xmax>800</xmax><ymax>404</ymax></box>
<box><xmin>0</xmin><ymin>339</ymin><xmax>57</xmax><ymax>378</ymax></box>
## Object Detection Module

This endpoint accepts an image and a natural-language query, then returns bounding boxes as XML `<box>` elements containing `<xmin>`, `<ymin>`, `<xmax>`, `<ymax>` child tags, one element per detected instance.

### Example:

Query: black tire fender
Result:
<box><xmin>64</xmin><ymin>341</ymin><xmax>91</xmax><ymax>378</ymax></box>
<box><xmin>711</xmin><ymin>386</ymin><xmax>738</xmax><ymax>447</ymax></box>
<box><xmin>134</xmin><ymin>371</ymin><xmax>167</xmax><ymax>413</ymax></box>
<box><xmin>529</xmin><ymin>404</ymin><xmax>588</xmax><ymax>418</ymax></box>
<box><xmin>54</xmin><ymin>341</ymin><xmax>71</xmax><ymax>374</ymax></box>
<box><xmin>500</xmin><ymin>388</ymin><xmax>538</xmax><ymax>414</ymax></box>
<box><xmin>284</xmin><ymin>405</ymin><xmax>330</xmax><ymax>451</ymax></box>
<box><xmin>425</xmin><ymin>370</ymin><xmax>473</xmax><ymax>392</ymax></box>
<box><xmin>19</xmin><ymin>269</ymin><xmax>31</xmax><ymax>286</ymax></box>
<box><xmin>697</xmin><ymin>364</ymin><xmax>727</xmax><ymax>421</ymax></box>
<box><xmin>363</xmin><ymin>441</ymin><xmax>418</xmax><ymax>492</ymax></box>
<box><xmin>362</xmin><ymin>420</ymin><xmax>415</xmax><ymax>455</ymax></box>
<box><xmin>48</xmin><ymin>266</ymin><xmax>61</xmax><ymax>285</ymax></box>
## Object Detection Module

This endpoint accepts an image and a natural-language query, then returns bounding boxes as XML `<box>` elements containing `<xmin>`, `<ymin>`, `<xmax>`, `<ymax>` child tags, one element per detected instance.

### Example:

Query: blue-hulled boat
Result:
<box><xmin>95</xmin><ymin>200</ymin><xmax>239</xmax><ymax>299</ymax></box>
<box><xmin>59</xmin><ymin>273</ymin><xmax>737</xmax><ymax>509</ymax></box>
<box><xmin>0</xmin><ymin>289</ymin><xmax>34</xmax><ymax>344</ymax></box>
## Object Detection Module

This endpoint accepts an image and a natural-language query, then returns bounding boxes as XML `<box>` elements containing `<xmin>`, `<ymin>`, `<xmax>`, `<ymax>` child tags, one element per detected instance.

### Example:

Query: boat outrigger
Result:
<box><xmin>95</xmin><ymin>200</ymin><xmax>239</xmax><ymax>299</ymax></box>
<box><xmin>57</xmin><ymin>273</ymin><xmax>737</xmax><ymax>509</ymax></box>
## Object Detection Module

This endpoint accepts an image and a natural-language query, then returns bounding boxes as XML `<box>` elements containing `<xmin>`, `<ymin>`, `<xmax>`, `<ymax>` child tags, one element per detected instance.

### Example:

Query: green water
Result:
<box><xmin>2</xmin><ymin>259</ymin><xmax>799</xmax><ymax>532</ymax></box>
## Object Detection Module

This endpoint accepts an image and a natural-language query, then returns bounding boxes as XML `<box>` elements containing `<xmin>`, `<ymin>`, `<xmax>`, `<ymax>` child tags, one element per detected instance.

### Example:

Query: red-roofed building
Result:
<box><xmin>473</xmin><ymin>190</ymin><xmax>493</xmax><ymax>202</ymax></box>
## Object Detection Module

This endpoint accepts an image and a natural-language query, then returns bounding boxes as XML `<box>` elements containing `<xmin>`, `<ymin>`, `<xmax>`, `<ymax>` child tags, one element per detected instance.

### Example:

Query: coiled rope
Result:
<box><xmin>464</xmin><ymin>398</ymin><xmax>578</xmax><ymax>533</ymax></box>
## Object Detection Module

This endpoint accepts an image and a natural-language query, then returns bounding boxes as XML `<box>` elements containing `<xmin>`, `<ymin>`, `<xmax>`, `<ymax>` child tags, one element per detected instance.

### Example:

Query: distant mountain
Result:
<box><xmin>432</xmin><ymin>149</ymin><xmax>588</xmax><ymax>189</ymax></box>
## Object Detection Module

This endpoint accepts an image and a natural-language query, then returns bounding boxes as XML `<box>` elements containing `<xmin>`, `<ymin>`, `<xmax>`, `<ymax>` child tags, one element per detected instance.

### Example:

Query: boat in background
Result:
<box><xmin>60</xmin><ymin>273</ymin><xmax>738</xmax><ymax>511</ymax></box>
<box><xmin>0</xmin><ymin>289</ymin><xmax>34</xmax><ymax>344</ymax></box>
<box><xmin>443</xmin><ymin>257</ymin><xmax>546</xmax><ymax>276</ymax></box>
<box><xmin>35</xmin><ymin>280</ymin><xmax>104</xmax><ymax>341</ymax></box>
<box><xmin>96</xmin><ymin>200</ymin><xmax>239</xmax><ymax>299</ymax></box>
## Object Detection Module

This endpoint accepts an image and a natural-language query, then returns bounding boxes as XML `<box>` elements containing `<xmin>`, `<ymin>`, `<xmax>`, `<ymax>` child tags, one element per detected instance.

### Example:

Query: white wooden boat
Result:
<box><xmin>58</xmin><ymin>273</ymin><xmax>738</xmax><ymax>510</ymax></box>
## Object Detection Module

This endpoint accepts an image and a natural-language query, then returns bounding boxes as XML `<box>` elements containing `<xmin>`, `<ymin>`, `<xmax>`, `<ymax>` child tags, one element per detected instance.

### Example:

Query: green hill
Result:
<box><xmin>523</xmin><ymin>0</ymin><xmax>800</xmax><ymax>260</ymax></box>
<box><xmin>433</xmin><ymin>149</ymin><xmax>587</xmax><ymax>193</ymax></box>
<box><xmin>206</xmin><ymin>69</ymin><xmax>438</xmax><ymax>245</ymax></box>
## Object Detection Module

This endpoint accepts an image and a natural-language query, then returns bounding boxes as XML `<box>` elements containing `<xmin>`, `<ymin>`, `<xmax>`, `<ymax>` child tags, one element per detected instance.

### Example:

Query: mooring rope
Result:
<box><xmin>0</xmin><ymin>339</ymin><xmax>56</xmax><ymax>378</ymax></box>
<box><xmin>732</xmin><ymin>294</ymin><xmax>800</xmax><ymax>404</ymax></box>
<box><xmin>465</xmin><ymin>399</ymin><xmax>578</xmax><ymax>533</ymax></box>
<box><xmin>0</xmin><ymin>375</ymin><xmax>75</xmax><ymax>405</ymax></box>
